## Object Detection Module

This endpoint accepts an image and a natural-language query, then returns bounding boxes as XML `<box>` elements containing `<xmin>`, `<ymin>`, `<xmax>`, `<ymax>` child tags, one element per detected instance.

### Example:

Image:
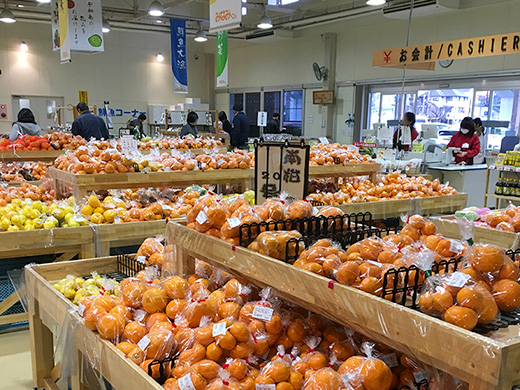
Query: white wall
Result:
<box><xmin>220</xmin><ymin>0</ymin><xmax>520</xmax><ymax>141</ymax></box>
<box><xmin>0</xmin><ymin>22</ymin><xmax>212</xmax><ymax>133</ymax></box>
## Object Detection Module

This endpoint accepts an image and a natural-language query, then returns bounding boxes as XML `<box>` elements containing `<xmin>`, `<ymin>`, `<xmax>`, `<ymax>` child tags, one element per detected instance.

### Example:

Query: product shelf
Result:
<box><xmin>0</xmin><ymin>150</ymin><xmax>64</xmax><ymax>162</ymax></box>
<box><xmin>167</xmin><ymin>220</ymin><xmax>520</xmax><ymax>390</ymax></box>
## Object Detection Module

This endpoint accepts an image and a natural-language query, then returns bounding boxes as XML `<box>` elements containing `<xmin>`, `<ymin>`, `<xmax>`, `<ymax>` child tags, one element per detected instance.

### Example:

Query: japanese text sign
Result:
<box><xmin>210</xmin><ymin>0</ymin><xmax>242</xmax><ymax>32</ymax></box>
<box><xmin>373</xmin><ymin>32</ymin><xmax>520</xmax><ymax>67</ymax></box>
<box><xmin>216</xmin><ymin>30</ymin><xmax>228</xmax><ymax>87</ymax></box>
<box><xmin>254</xmin><ymin>140</ymin><xmax>310</xmax><ymax>204</ymax></box>
<box><xmin>171</xmin><ymin>19</ymin><xmax>188</xmax><ymax>93</ymax></box>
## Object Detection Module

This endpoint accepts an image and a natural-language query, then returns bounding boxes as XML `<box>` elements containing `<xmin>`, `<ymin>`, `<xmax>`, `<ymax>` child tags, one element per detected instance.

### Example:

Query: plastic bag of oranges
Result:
<box><xmin>136</xmin><ymin>236</ymin><xmax>165</xmax><ymax>267</ymax></box>
<box><xmin>295</xmin><ymin>238</ymin><xmax>347</xmax><ymax>277</ymax></box>
<box><xmin>418</xmin><ymin>272</ymin><xmax>500</xmax><ymax>330</ymax></box>
<box><xmin>248</xmin><ymin>230</ymin><xmax>304</xmax><ymax>261</ymax></box>
<box><xmin>337</xmin><ymin>342</ymin><xmax>393</xmax><ymax>390</ymax></box>
<box><xmin>464</xmin><ymin>243</ymin><xmax>520</xmax><ymax>312</ymax></box>
<box><xmin>303</xmin><ymin>367</ymin><xmax>347</xmax><ymax>390</ymax></box>
<box><xmin>255</xmin><ymin>350</ymin><xmax>303</xmax><ymax>389</ymax></box>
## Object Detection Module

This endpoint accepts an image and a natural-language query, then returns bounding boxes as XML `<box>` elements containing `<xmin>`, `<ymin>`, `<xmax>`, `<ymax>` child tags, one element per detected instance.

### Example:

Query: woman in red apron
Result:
<box><xmin>446</xmin><ymin>117</ymin><xmax>480</xmax><ymax>165</ymax></box>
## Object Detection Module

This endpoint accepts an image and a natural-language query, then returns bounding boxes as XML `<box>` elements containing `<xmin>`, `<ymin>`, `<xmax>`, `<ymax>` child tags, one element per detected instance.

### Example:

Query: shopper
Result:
<box><xmin>218</xmin><ymin>111</ymin><xmax>232</xmax><ymax>136</ymax></box>
<box><xmin>231</xmin><ymin>104</ymin><xmax>250</xmax><ymax>149</ymax></box>
<box><xmin>473</xmin><ymin>117</ymin><xmax>485</xmax><ymax>164</ymax></box>
<box><xmin>10</xmin><ymin>108</ymin><xmax>41</xmax><ymax>141</ymax></box>
<box><xmin>127</xmin><ymin>114</ymin><xmax>147</xmax><ymax>140</ymax></box>
<box><xmin>266</xmin><ymin>113</ymin><xmax>281</xmax><ymax>134</ymax></box>
<box><xmin>180</xmin><ymin>112</ymin><xmax>199</xmax><ymax>137</ymax></box>
<box><xmin>393</xmin><ymin>112</ymin><xmax>419</xmax><ymax>152</ymax></box>
<box><xmin>71</xmin><ymin>102</ymin><xmax>110</xmax><ymax>140</ymax></box>
<box><xmin>446</xmin><ymin>117</ymin><xmax>480</xmax><ymax>165</ymax></box>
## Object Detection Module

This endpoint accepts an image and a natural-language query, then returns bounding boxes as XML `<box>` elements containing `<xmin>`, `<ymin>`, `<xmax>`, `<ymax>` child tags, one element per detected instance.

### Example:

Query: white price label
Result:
<box><xmin>78</xmin><ymin>303</ymin><xmax>86</xmax><ymax>316</ymax></box>
<box><xmin>227</xmin><ymin>217</ymin><xmax>241</xmax><ymax>228</ymax></box>
<box><xmin>217</xmin><ymin>159</ymin><xmax>225</xmax><ymax>166</ymax></box>
<box><xmin>212</xmin><ymin>322</ymin><xmax>227</xmax><ymax>337</ymax></box>
<box><xmin>319</xmin><ymin>137</ymin><xmax>329</xmax><ymax>144</ymax></box>
<box><xmin>196</xmin><ymin>211</ymin><xmax>208</xmax><ymax>225</ymax></box>
<box><xmin>447</xmin><ymin>271</ymin><xmax>471</xmax><ymax>288</ymax></box>
<box><xmin>449</xmin><ymin>240</ymin><xmax>464</xmax><ymax>255</ymax></box>
<box><xmin>256</xmin><ymin>385</ymin><xmax>276</xmax><ymax>390</ymax></box>
<box><xmin>201</xmin><ymin>163</ymin><xmax>207</xmax><ymax>169</ymax></box>
<box><xmin>114</xmin><ymin>215</ymin><xmax>121</xmax><ymax>224</ymax></box>
<box><xmin>413</xmin><ymin>370</ymin><xmax>427</xmax><ymax>384</ymax></box>
<box><xmin>136</xmin><ymin>256</ymin><xmax>146</xmax><ymax>264</ymax></box>
<box><xmin>138</xmin><ymin>335</ymin><xmax>150</xmax><ymax>350</ymax></box>
<box><xmin>179</xmin><ymin>374</ymin><xmax>197</xmax><ymax>390</ymax></box>
<box><xmin>162</xmin><ymin>205</ymin><xmax>173</xmax><ymax>210</ymax></box>
<box><xmin>252</xmin><ymin>305</ymin><xmax>274</xmax><ymax>321</ymax></box>
<box><xmin>380</xmin><ymin>353</ymin><xmax>399</xmax><ymax>368</ymax></box>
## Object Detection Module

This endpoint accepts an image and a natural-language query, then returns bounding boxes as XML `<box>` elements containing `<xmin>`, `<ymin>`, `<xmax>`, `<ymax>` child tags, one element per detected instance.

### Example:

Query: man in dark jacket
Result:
<box><xmin>72</xmin><ymin>102</ymin><xmax>110</xmax><ymax>140</ymax></box>
<box><xmin>231</xmin><ymin>104</ymin><xmax>250</xmax><ymax>148</ymax></box>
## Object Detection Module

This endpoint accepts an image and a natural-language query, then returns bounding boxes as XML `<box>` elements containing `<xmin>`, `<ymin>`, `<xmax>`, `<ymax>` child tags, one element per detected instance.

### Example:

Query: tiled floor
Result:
<box><xmin>0</xmin><ymin>328</ymin><xmax>33</xmax><ymax>389</ymax></box>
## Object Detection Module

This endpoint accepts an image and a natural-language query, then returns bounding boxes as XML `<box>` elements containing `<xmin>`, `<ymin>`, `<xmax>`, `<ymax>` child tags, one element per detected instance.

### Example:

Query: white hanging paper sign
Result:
<box><xmin>78</xmin><ymin>303</ymin><xmax>86</xmax><ymax>316</ymax></box>
<box><xmin>227</xmin><ymin>217</ymin><xmax>241</xmax><ymax>228</ymax></box>
<box><xmin>179</xmin><ymin>374</ymin><xmax>197</xmax><ymax>390</ymax></box>
<box><xmin>196</xmin><ymin>211</ymin><xmax>208</xmax><ymax>225</ymax></box>
<box><xmin>377</xmin><ymin>126</ymin><xmax>393</xmax><ymax>143</ymax></box>
<box><xmin>136</xmin><ymin>256</ymin><xmax>146</xmax><ymax>264</ymax></box>
<box><xmin>447</xmin><ymin>272</ymin><xmax>471</xmax><ymax>288</ymax></box>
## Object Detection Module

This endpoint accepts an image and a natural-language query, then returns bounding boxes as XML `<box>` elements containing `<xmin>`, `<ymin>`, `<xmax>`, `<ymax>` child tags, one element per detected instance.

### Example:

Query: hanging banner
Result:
<box><xmin>57</xmin><ymin>0</ymin><xmax>70</xmax><ymax>63</ymax></box>
<box><xmin>373</xmin><ymin>32</ymin><xmax>520</xmax><ymax>68</ymax></box>
<box><xmin>209</xmin><ymin>0</ymin><xmax>242</xmax><ymax>33</ymax></box>
<box><xmin>78</xmin><ymin>90</ymin><xmax>88</xmax><ymax>105</ymax></box>
<box><xmin>170</xmin><ymin>19</ymin><xmax>188</xmax><ymax>94</ymax></box>
<box><xmin>52</xmin><ymin>0</ymin><xmax>104</xmax><ymax>56</ymax></box>
<box><xmin>216</xmin><ymin>31</ymin><xmax>228</xmax><ymax>87</ymax></box>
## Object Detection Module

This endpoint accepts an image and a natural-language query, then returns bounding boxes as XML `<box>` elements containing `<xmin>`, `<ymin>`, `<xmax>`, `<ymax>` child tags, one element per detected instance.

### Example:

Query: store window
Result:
<box><xmin>283</xmin><ymin>90</ymin><xmax>303</xmax><ymax>136</ymax></box>
<box><xmin>264</xmin><ymin>91</ymin><xmax>281</xmax><ymax>122</ymax></box>
<box><xmin>416</xmin><ymin>89</ymin><xmax>473</xmax><ymax>125</ymax></box>
<box><xmin>229</xmin><ymin>93</ymin><xmax>244</xmax><ymax>121</ymax></box>
<box><xmin>380</xmin><ymin>94</ymin><xmax>400</xmax><ymax>125</ymax></box>
<box><xmin>245</xmin><ymin>92</ymin><xmax>261</xmax><ymax>138</ymax></box>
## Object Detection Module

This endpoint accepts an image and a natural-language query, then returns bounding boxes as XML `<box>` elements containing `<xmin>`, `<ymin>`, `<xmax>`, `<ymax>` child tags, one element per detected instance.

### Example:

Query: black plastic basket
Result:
<box><xmin>144</xmin><ymin>354</ymin><xmax>178</xmax><ymax>385</ymax></box>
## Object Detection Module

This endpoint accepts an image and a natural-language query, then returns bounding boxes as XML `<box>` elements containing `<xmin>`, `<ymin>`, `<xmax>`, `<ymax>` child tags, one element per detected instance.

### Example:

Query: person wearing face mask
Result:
<box><xmin>446</xmin><ymin>117</ymin><xmax>481</xmax><ymax>165</ymax></box>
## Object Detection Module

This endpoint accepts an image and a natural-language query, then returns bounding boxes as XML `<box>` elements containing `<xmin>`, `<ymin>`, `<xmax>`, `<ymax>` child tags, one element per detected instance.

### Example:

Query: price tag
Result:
<box><xmin>449</xmin><ymin>240</ymin><xmax>464</xmax><ymax>255</ymax></box>
<box><xmin>196</xmin><ymin>211</ymin><xmax>208</xmax><ymax>225</ymax></box>
<box><xmin>114</xmin><ymin>215</ymin><xmax>121</xmax><ymax>224</ymax></box>
<box><xmin>447</xmin><ymin>272</ymin><xmax>471</xmax><ymax>288</ymax></box>
<box><xmin>78</xmin><ymin>303</ymin><xmax>86</xmax><ymax>316</ymax></box>
<box><xmin>413</xmin><ymin>370</ymin><xmax>427</xmax><ymax>384</ymax></box>
<box><xmin>256</xmin><ymin>385</ymin><xmax>276</xmax><ymax>390</ymax></box>
<box><xmin>179</xmin><ymin>374</ymin><xmax>197</xmax><ymax>390</ymax></box>
<box><xmin>504</xmin><ymin>167</ymin><xmax>511</xmax><ymax>171</ymax></box>
<box><xmin>162</xmin><ymin>205</ymin><xmax>173</xmax><ymax>210</ymax></box>
<box><xmin>227</xmin><ymin>217</ymin><xmax>241</xmax><ymax>229</ymax></box>
<box><xmin>319</xmin><ymin>137</ymin><xmax>329</xmax><ymax>144</ymax></box>
<box><xmin>217</xmin><ymin>159</ymin><xmax>225</xmax><ymax>166</ymax></box>
<box><xmin>380</xmin><ymin>353</ymin><xmax>399</xmax><ymax>368</ymax></box>
<box><xmin>136</xmin><ymin>256</ymin><xmax>146</xmax><ymax>264</ymax></box>
<box><xmin>212</xmin><ymin>322</ymin><xmax>227</xmax><ymax>337</ymax></box>
<box><xmin>138</xmin><ymin>335</ymin><xmax>150</xmax><ymax>350</ymax></box>
<box><xmin>201</xmin><ymin>163</ymin><xmax>207</xmax><ymax>169</ymax></box>
<box><xmin>252</xmin><ymin>305</ymin><xmax>274</xmax><ymax>321</ymax></box>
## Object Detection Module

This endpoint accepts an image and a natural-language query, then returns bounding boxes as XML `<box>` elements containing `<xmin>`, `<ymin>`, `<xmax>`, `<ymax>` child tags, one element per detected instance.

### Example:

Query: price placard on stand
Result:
<box><xmin>254</xmin><ymin>139</ymin><xmax>310</xmax><ymax>204</ymax></box>
<box><xmin>120</xmin><ymin>135</ymin><xmax>138</xmax><ymax>156</ymax></box>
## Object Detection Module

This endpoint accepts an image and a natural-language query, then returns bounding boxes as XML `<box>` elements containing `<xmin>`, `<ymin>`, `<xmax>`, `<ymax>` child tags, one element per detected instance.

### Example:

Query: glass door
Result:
<box><xmin>245</xmin><ymin>92</ymin><xmax>261</xmax><ymax>138</ymax></box>
<box><xmin>12</xmin><ymin>95</ymin><xmax>65</xmax><ymax>130</ymax></box>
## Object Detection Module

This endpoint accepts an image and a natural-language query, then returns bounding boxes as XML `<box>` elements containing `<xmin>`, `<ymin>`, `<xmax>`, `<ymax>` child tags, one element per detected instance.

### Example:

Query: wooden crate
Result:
<box><xmin>167</xmin><ymin>221</ymin><xmax>520</xmax><ymax>390</ymax></box>
<box><xmin>309</xmin><ymin>163</ymin><xmax>380</xmax><ymax>182</ymax></box>
<box><xmin>0</xmin><ymin>226</ymin><xmax>95</xmax><ymax>327</ymax></box>
<box><xmin>6</xmin><ymin>180</ymin><xmax>42</xmax><ymax>187</ymax></box>
<box><xmin>433</xmin><ymin>215</ymin><xmax>520</xmax><ymax>249</ymax></box>
<box><xmin>25</xmin><ymin>257</ymin><xmax>163</xmax><ymax>390</ymax></box>
<box><xmin>0</xmin><ymin>150</ymin><xmax>63</xmax><ymax>162</ymax></box>
<box><xmin>334</xmin><ymin>193</ymin><xmax>468</xmax><ymax>219</ymax></box>
<box><xmin>140</xmin><ymin>147</ymin><xmax>228</xmax><ymax>156</ymax></box>
<box><xmin>94</xmin><ymin>219</ymin><xmax>169</xmax><ymax>257</ymax></box>
<box><xmin>48</xmin><ymin>166</ymin><xmax>252</xmax><ymax>198</ymax></box>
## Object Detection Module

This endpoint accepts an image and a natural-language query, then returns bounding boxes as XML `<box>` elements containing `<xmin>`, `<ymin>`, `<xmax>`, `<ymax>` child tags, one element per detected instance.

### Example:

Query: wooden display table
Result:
<box><xmin>334</xmin><ymin>193</ymin><xmax>468</xmax><ymax>220</ymax></box>
<box><xmin>167</xmin><ymin>221</ymin><xmax>520</xmax><ymax>390</ymax></box>
<box><xmin>6</xmin><ymin>180</ymin><xmax>43</xmax><ymax>187</ymax></box>
<box><xmin>0</xmin><ymin>226</ymin><xmax>95</xmax><ymax>327</ymax></box>
<box><xmin>48</xmin><ymin>167</ymin><xmax>252</xmax><ymax>198</ymax></box>
<box><xmin>432</xmin><ymin>215</ymin><xmax>520</xmax><ymax>250</ymax></box>
<box><xmin>25</xmin><ymin>257</ymin><xmax>162</xmax><ymax>390</ymax></box>
<box><xmin>309</xmin><ymin>163</ymin><xmax>380</xmax><ymax>182</ymax></box>
<box><xmin>0</xmin><ymin>150</ymin><xmax>63</xmax><ymax>162</ymax></box>
<box><xmin>140</xmin><ymin>147</ymin><xmax>228</xmax><ymax>156</ymax></box>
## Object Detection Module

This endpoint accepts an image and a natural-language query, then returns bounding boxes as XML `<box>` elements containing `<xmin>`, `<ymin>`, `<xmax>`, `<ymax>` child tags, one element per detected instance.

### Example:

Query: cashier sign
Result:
<box><xmin>373</xmin><ymin>32</ymin><xmax>520</xmax><ymax>67</ymax></box>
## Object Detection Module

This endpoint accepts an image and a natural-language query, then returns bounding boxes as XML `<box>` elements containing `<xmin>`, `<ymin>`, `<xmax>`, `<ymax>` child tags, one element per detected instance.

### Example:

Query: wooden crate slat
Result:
<box><xmin>0</xmin><ymin>150</ymin><xmax>63</xmax><ymax>162</ymax></box>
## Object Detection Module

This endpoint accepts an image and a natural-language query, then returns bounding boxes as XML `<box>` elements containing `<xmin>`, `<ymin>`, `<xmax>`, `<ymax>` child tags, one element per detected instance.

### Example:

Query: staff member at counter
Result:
<box><xmin>393</xmin><ymin>112</ymin><xmax>419</xmax><ymax>152</ymax></box>
<box><xmin>446</xmin><ymin>117</ymin><xmax>480</xmax><ymax>165</ymax></box>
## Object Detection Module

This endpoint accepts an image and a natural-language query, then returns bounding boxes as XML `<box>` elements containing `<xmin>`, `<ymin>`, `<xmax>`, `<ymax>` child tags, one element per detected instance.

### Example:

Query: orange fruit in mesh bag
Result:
<box><xmin>97</xmin><ymin>313</ymin><xmax>126</xmax><ymax>340</ymax></box>
<box><xmin>163</xmin><ymin>276</ymin><xmax>189</xmax><ymax>299</ymax></box>
<box><xmin>444</xmin><ymin>306</ymin><xmax>478</xmax><ymax>330</ymax></box>
<box><xmin>84</xmin><ymin>306</ymin><xmax>108</xmax><ymax>331</ymax></box>
<box><xmin>492</xmin><ymin>279</ymin><xmax>520</xmax><ymax>311</ymax></box>
<box><xmin>499</xmin><ymin>262</ymin><xmax>520</xmax><ymax>281</ymax></box>
<box><xmin>192</xmin><ymin>359</ymin><xmax>221</xmax><ymax>380</ymax></box>
<box><xmin>122</xmin><ymin>281</ymin><xmax>148</xmax><ymax>309</ymax></box>
<box><xmin>230</xmin><ymin>321</ymin><xmax>251</xmax><ymax>342</ymax></box>
<box><xmin>166</xmin><ymin>299</ymin><xmax>188</xmax><ymax>321</ymax></box>
<box><xmin>124</xmin><ymin>321</ymin><xmax>147</xmax><ymax>344</ymax></box>
<box><xmin>142</xmin><ymin>287</ymin><xmax>169</xmax><ymax>313</ymax></box>
<box><xmin>360</xmin><ymin>358</ymin><xmax>393</xmax><ymax>390</ymax></box>
<box><xmin>146</xmin><ymin>329</ymin><xmax>176</xmax><ymax>360</ymax></box>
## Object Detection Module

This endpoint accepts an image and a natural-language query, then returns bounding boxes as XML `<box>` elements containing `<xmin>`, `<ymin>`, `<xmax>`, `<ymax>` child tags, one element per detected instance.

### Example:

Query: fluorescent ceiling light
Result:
<box><xmin>155</xmin><ymin>19</ymin><xmax>163</xmax><ymax>23</ymax></box>
<box><xmin>36</xmin><ymin>0</ymin><xmax>51</xmax><ymax>3</ymax></box>
<box><xmin>281</xmin><ymin>0</ymin><xmax>299</xmax><ymax>4</ymax></box>
<box><xmin>194</xmin><ymin>28</ymin><xmax>207</xmax><ymax>42</ymax></box>
<box><xmin>20</xmin><ymin>41</ymin><xmax>27</xmax><ymax>51</ymax></box>
<box><xmin>148</xmin><ymin>0</ymin><xmax>164</xmax><ymax>17</ymax></box>
<box><xmin>257</xmin><ymin>9</ymin><xmax>272</xmax><ymax>29</ymax></box>
<box><xmin>0</xmin><ymin>7</ymin><xmax>16</xmax><ymax>23</ymax></box>
<box><xmin>156</xmin><ymin>52</ymin><xmax>164</xmax><ymax>62</ymax></box>
<box><xmin>102</xmin><ymin>19</ymin><xmax>111</xmax><ymax>33</ymax></box>
<box><xmin>366</xmin><ymin>0</ymin><xmax>386</xmax><ymax>5</ymax></box>
<box><xmin>241</xmin><ymin>6</ymin><xmax>247</xmax><ymax>15</ymax></box>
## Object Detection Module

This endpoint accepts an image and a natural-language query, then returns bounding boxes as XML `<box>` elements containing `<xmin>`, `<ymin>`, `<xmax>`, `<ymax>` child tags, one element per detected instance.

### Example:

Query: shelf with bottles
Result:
<box><xmin>493</xmin><ymin>177</ymin><xmax>520</xmax><ymax>198</ymax></box>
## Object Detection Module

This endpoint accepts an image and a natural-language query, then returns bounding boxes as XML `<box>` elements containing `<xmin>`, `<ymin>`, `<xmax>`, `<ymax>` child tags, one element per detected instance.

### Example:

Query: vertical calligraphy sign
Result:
<box><xmin>170</xmin><ymin>19</ymin><xmax>188</xmax><ymax>93</ymax></box>
<box><xmin>254</xmin><ymin>140</ymin><xmax>309</xmax><ymax>204</ymax></box>
<box><xmin>216</xmin><ymin>31</ymin><xmax>228</xmax><ymax>87</ymax></box>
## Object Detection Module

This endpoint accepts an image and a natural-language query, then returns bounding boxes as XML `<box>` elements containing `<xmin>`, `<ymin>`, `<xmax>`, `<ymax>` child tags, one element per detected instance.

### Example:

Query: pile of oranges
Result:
<box><xmin>78</xmin><ymin>248</ymin><xmax>460</xmax><ymax>390</ymax></box>
<box><xmin>0</xmin><ymin>162</ymin><xmax>49</xmax><ymax>182</ymax></box>
<box><xmin>0</xmin><ymin>135</ymin><xmax>54</xmax><ymax>151</ymax></box>
<box><xmin>46</xmin><ymin>132</ymin><xmax>88</xmax><ymax>150</ymax></box>
<box><xmin>307</xmin><ymin>172</ymin><xmax>457</xmax><ymax>205</ymax></box>
<box><xmin>477</xmin><ymin>205</ymin><xmax>520</xmax><ymax>233</ymax></box>
<box><xmin>310</xmin><ymin>144</ymin><xmax>374</xmax><ymax>166</ymax></box>
<box><xmin>0</xmin><ymin>182</ymin><xmax>54</xmax><ymax>205</ymax></box>
<box><xmin>54</xmin><ymin>148</ymin><xmax>135</xmax><ymax>174</ymax></box>
<box><xmin>137</xmin><ymin>137</ymin><xmax>224</xmax><ymax>151</ymax></box>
